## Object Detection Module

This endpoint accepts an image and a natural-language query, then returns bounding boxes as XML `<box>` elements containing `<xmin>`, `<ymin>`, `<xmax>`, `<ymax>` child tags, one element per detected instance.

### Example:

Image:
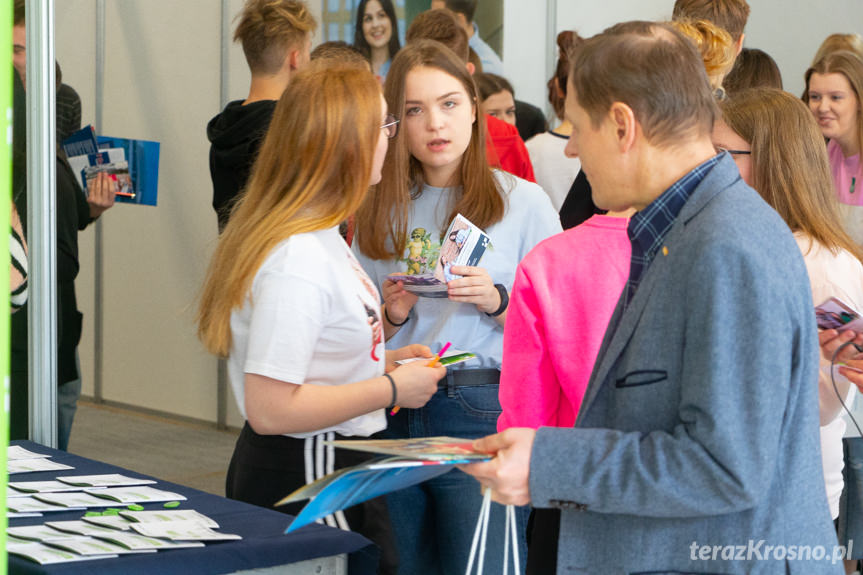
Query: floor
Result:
<box><xmin>67</xmin><ymin>399</ymin><xmax>240</xmax><ymax>495</ymax></box>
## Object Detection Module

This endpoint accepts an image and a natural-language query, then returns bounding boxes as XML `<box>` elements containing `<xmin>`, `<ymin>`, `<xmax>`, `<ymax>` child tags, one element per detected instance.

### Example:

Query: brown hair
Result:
<box><xmin>570</xmin><ymin>21</ymin><xmax>717</xmax><ymax>147</ymax></box>
<box><xmin>14</xmin><ymin>0</ymin><xmax>24</xmax><ymax>25</ymax></box>
<box><xmin>353</xmin><ymin>0</ymin><xmax>401</xmax><ymax>62</ymax></box>
<box><xmin>723</xmin><ymin>48</ymin><xmax>783</xmax><ymax>94</ymax></box>
<box><xmin>311</xmin><ymin>41</ymin><xmax>370</xmax><ymax>69</ymax></box>
<box><xmin>548</xmin><ymin>30</ymin><xmax>584</xmax><ymax>120</ymax></box>
<box><xmin>803</xmin><ymin>51</ymin><xmax>863</xmax><ymax>157</ymax></box>
<box><xmin>475</xmin><ymin>73</ymin><xmax>513</xmax><ymax>102</ymax></box>
<box><xmin>720</xmin><ymin>88</ymin><xmax>863</xmax><ymax>264</ymax></box>
<box><xmin>355</xmin><ymin>40</ymin><xmax>503</xmax><ymax>260</ymax></box>
<box><xmin>670</xmin><ymin>19</ymin><xmax>736</xmax><ymax>91</ymax></box>
<box><xmin>812</xmin><ymin>34</ymin><xmax>863</xmax><ymax>66</ymax></box>
<box><xmin>406</xmin><ymin>9</ymin><xmax>469</xmax><ymax>63</ymax></box>
<box><xmin>233</xmin><ymin>0</ymin><xmax>317</xmax><ymax>75</ymax></box>
<box><xmin>197</xmin><ymin>63</ymin><xmax>382</xmax><ymax>356</ymax></box>
<box><xmin>672</xmin><ymin>0</ymin><xmax>750</xmax><ymax>45</ymax></box>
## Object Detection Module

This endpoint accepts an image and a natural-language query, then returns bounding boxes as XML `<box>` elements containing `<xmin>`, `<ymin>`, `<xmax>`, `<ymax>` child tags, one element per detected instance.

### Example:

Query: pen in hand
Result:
<box><xmin>390</xmin><ymin>342</ymin><xmax>451</xmax><ymax>416</ymax></box>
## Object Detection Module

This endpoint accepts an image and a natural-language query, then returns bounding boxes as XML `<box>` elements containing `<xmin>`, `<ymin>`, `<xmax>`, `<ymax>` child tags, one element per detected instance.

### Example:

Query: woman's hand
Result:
<box><xmin>446</xmin><ymin>266</ymin><xmax>500</xmax><ymax>314</ymax></box>
<box><xmin>382</xmin><ymin>277</ymin><xmax>418</xmax><ymax>325</ymax></box>
<box><xmin>819</xmin><ymin>329</ymin><xmax>863</xmax><ymax>363</ymax></box>
<box><xmin>385</xmin><ymin>344</ymin><xmax>433</xmax><ymax>372</ymax></box>
<box><xmin>87</xmin><ymin>172</ymin><xmax>118</xmax><ymax>219</ymax></box>
<box><xmin>389</xmin><ymin>360</ymin><xmax>446</xmax><ymax>409</ymax></box>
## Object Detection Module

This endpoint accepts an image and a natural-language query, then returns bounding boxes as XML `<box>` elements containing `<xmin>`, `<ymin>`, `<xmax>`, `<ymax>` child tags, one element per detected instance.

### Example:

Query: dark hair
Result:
<box><xmin>14</xmin><ymin>0</ymin><xmax>24</xmax><ymax>25</ymax></box>
<box><xmin>354</xmin><ymin>0</ymin><xmax>401</xmax><ymax>61</ymax></box>
<box><xmin>406</xmin><ymin>8</ymin><xmax>469</xmax><ymax>62</ymax></box>
<box><xmin>723</xmin><ymin>48</ymin><xmax>783</xmax><ymax>94</ymax></box>
<box><xmin>440</xmin><ymin>0</ymin><xmax>477</xmax><ymax>23</ymax></box>
<box><xmin>672</xmin><ymin>0</ymin><xmax>750</xmax><ymax>45</ymax></box>
<box><xmin>548</xmin><ymin>30</ymin><xmax>584</xmax><ymax>120</ymax></box>
<box><xmin>475</xmin><ymin>73</ymin><xmax>513</xmax><ymax>102</ymax></box>
<box><xmin>233</xmin><ymin>0</ymin><xmax>317</xmax><ymax>75</ymax></box>
<box><xmin>570</xmin><ymin>20</ymin><xmax>717</xmax><ymax>147</ymax></box>
<box><xmin>311</xmin><ymin>41</ymin><xmax>369</xmax><ymax>68</ymax></box>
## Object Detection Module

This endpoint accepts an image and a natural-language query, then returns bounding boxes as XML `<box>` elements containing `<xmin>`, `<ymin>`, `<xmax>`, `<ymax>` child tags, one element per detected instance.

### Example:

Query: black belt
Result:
<box><xmin>439</xmin><ymin>368</ymin><xmax>500</xmax><ymax>389</ymax></box>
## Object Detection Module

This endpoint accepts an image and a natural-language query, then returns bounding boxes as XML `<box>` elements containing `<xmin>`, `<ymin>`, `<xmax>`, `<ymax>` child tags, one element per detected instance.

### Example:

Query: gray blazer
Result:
<box><xmin>529</xmin><ymin>154</ymin><xmax>841</xmax><ymax>574</ymax></box>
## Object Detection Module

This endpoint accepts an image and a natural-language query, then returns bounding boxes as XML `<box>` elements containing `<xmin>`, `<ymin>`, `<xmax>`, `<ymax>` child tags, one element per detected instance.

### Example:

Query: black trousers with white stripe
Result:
<box><xmin>226</xmin><ymin>422</ymin><xmax>397</xmax><ymax>574</ymax></box>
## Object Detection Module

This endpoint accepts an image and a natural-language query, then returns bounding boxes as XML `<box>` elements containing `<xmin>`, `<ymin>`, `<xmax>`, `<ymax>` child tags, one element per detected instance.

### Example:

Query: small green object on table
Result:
<box><xmin>127</xmin><ymin>504</ymin><xmax>145</xmax><ymax>511</ymax></box>
<box><xmin>163</xmin><ymin>501</ymin><xmax>181</xmax><ymax>508</ymax></box>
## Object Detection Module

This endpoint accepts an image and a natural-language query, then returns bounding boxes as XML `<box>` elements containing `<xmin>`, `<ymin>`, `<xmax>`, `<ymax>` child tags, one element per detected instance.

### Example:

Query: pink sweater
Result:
<box><xmin>498</xmin><ymin>214</ymin><xmax>631</xmax><ymax>431</ymax></box>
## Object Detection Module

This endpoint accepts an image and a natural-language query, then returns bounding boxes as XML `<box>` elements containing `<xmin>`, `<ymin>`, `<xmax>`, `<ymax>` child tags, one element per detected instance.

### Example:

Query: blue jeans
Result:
<box><xmin>383</xmin><ymin>373</ymin><xmax>529</xmax><ymax>575</ymax></box>
<box><xmin>57</xmin><ymin>351</ymin><xmax>81</xmax><ymax>452</ymax></box>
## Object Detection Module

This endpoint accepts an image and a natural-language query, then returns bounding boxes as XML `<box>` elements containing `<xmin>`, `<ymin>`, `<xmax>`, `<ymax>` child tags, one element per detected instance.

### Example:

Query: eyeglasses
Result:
<box><xmin>716</xmin><ymin>147</ymin><xmax>751</xmax><ymax>156</ymax></box>
<box><xmin>381</xmin><ymin>114</ymin><xmax>400</xmax><ymax>139</ymax></box>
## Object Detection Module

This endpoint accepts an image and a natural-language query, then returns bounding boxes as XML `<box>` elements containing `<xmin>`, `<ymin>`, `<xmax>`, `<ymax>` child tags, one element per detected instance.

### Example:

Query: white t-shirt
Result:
<box><xmin>229</xmin><ymin>226</ymin><xmax>386</xmax><ymax>439</ymax></box>
<box><xmin>525</xmin><ymin>131</ymin><xmax>581</xmax><ymax>212</ymax></box>
<box><xmin>353</xmin><ymin>170</ymin><xmax>562</xmax><ymax>369</ymax></box>
<box><xmin>795</xmin><ymin>233</ymin><xmax>863</xmax><ymax>519</ymax></box>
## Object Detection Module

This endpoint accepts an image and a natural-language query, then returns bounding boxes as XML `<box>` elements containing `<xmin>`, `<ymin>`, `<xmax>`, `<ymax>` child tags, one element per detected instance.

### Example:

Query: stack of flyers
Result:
<box><xmin>387</xmin><ymin>214</ymin><xmax>491</xmax><ymax>297</ymax></box>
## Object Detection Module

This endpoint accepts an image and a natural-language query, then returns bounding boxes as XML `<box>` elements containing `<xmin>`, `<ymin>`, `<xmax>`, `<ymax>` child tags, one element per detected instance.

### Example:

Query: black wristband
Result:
<box><xmin>485</xmin><ymin>284</ymin><xmax>509</xmax><ymax>317</ymax></box>
<box><xmin>383</xmin><ymin>373</ymin><xmax>398</xmax><ymax>409</ymax></box>
<box><xmin>384</xmin><ymin>306</ymin><xmax>409</xmax><ymax>327</ymax></box>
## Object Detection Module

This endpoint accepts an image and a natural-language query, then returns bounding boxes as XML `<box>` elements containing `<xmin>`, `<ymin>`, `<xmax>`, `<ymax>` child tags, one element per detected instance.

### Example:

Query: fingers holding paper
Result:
<box><xmin>446</xmin><ymin>266</ymin><xmax>499</xmax><ymax>314</ymax></box>
<box><xmin>385</xmin><ymin>344</ymin><xmax>434</xmax><ymax>372</ymax></box>
<box><xmin>459</xmin><ymin>428</ymin><xmax>535</xmax><ymax>506</ymax></box>
<box><xmin>87</xmin><ymin>171</ymin><xmax>118</xmax><ymax>219</ymax></box>
<box><xmin>382</xmin><ymin>278</ymin><xmax>418</xmax><ymax>325</ymax></box>
<box><xmin>819</xmin><ymin>329</ymin><xmax>863</xmax><ymax>363</ymax></box>
<box><xmin>820</xmin><ymin>329</ymin><xmax>863</xmax><ymax>392</ymax></box>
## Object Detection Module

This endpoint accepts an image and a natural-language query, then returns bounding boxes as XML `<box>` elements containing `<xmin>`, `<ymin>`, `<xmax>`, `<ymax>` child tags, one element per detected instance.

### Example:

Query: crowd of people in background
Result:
<box><xmin>198</xmin><ymin>0</ymin><xmax>863</xmax><ymax>573</ymax></box>
<box><xmin>13</xmin><ymin>0</ymin><xmax>863</xmax><ymax>573</ymax></box>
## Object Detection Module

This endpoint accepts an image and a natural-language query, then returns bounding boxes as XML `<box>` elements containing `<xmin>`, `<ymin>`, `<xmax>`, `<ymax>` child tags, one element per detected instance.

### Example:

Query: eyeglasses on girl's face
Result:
<box><xmin>381</xmin><ymin>114</ymin><xmax>399</xmax><ymax>139</ymax></box>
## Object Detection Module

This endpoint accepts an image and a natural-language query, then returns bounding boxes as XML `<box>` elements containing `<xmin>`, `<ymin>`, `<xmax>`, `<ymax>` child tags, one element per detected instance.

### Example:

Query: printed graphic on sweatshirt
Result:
<box><xmin>400</xmin><ymin>227</ymin><xmax>441</xmax><ymax>275</ymax></box>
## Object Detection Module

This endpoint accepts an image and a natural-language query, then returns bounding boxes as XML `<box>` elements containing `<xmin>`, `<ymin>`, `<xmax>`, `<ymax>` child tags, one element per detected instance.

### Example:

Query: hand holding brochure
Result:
<box><xmin>388</xmin><ymin>214</ymin><xmax>491</xmax><ymax>297</ymax></box>
<box><xmin>279</xmin><ymin>437</ymin><xmax>492</xmax><ymax>532</ymax></box>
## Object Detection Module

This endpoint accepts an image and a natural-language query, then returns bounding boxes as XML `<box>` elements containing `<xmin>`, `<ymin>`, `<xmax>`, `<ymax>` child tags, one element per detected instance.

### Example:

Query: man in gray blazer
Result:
<box><xmin>463</xmin><ymin>21</ymin><xmax>841</xmax><ymax>574</ymax></box>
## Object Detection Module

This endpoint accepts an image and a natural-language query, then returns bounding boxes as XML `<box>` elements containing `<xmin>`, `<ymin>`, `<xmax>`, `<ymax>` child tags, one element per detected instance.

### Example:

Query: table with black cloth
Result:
<box><xmin>7</xmin><ymin>440</ymin><xmax>378</xmax><ymax>575</ymax></box>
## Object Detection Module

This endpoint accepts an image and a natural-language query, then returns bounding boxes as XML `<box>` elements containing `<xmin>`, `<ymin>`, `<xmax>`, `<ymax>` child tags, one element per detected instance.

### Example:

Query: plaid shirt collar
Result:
<box><xmin>624</xmin><ymin>154</ymin><xmax>720</xmax><ymax>308</ymax></box>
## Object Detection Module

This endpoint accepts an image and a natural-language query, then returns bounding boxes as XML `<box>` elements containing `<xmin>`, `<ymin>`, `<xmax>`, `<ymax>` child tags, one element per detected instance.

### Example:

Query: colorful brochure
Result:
<box><xmin>395</xmin><ymin>349</ymin><xmax>477</xmax><ymax>367</ymax></box>
<box><xmin>816</xmin><ymin>297</ymin><xmax>863</xmax><ymax>332</ymax></box>
<box><xmin>279</xmin><ymin>437</ymin><xmax>492</xmax><ymax>532</ymax></box>
<box><xmin>387</xmin><ymin>214</ymin><xmax>491</xmax><ymax>297</ymax></box>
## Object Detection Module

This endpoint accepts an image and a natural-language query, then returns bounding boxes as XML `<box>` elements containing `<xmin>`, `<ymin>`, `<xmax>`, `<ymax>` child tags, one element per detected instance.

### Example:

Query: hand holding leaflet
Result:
<box><xmin>390</xmin><ymin>342</ymin><xmax>451</xmax><ymax>416</ymax></box>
